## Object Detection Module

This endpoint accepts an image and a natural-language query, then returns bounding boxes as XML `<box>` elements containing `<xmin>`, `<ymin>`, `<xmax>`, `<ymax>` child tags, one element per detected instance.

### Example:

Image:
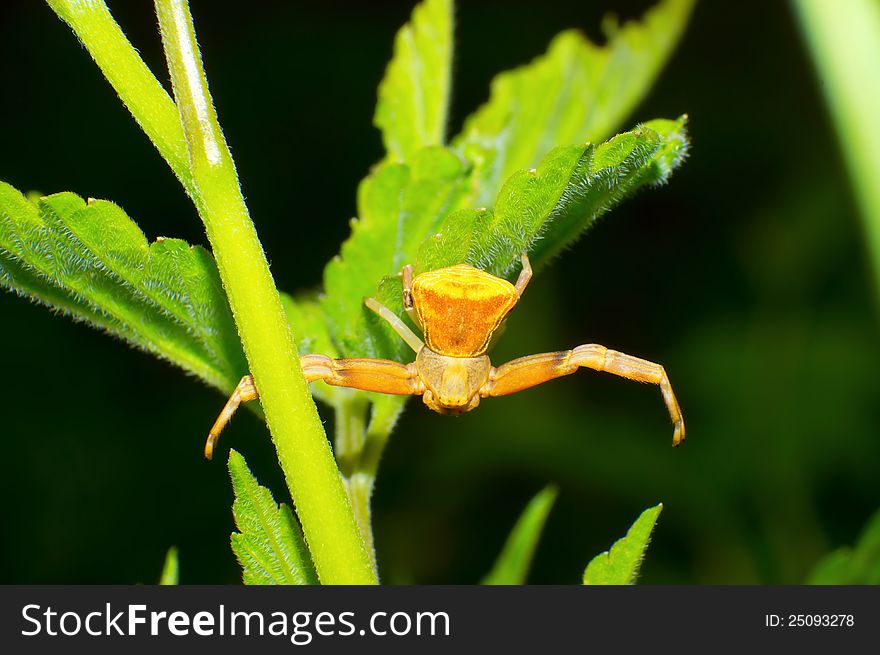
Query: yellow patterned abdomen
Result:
<box><xmin>411</xmin><ymin>264</ymin><xmax>518</xmax><ymax>357</ymax></box>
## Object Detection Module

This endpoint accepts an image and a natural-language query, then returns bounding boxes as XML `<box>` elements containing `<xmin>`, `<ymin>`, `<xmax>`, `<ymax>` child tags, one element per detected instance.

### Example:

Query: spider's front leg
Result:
<box><xmin>205</xmin><ymin>355</ymin><xmax>423</xmax><ymax>459</ymax></box>
<box><xmin>482</xmin><ymin>345</ymin><xmax>685</xmax><ymax>446</ymax></box>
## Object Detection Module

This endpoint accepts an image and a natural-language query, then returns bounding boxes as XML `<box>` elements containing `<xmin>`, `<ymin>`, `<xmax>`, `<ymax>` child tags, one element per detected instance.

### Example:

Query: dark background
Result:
<box><xmin>1</xmin><ymin>0</ymin><xmax>878</xmax><ymax>584</ymax></box>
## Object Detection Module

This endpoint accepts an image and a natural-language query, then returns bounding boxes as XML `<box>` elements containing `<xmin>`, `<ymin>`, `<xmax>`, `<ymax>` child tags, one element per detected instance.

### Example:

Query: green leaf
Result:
<box><xmin>419</xmin><ymin>118</ymin><xmax>689</xmax><ymax>278</ymax></box>
<box><xmin>482</xmin><ymin>486</ymin><xmax>558</xmax><ymax>585</ymax></box>
<box><xmin>454</xmin><ymin>0</ymin><xmax>694</xmax><ymax>206</ymax></box>
<box><xmin>808</xmin><ymin>508</ymin><xmax>880</xmax><ymax>584</ymax></box>
<box><xmin>159</xmin><ymin>547</ymin><xmax>179</xmax><ymax>585</ymax></box>
<box><xmin>583</xmin><ymin>503</ymin><xmax>662</xmax><ymax>585</ymax></box>
<box><xmin>375</xmin><ymin>0</ymin><xmax>453</xmax><ymax>162</ymax></box>
<box><xmin>532</xmin><ymin>116</ymin><xmax>689</xmax><ymax>264</ymax></box>
<box><xmin>321</xmin><ymin>146</ymin><xmax>470</xmax><ymax>360</ymax></box>
<box><xmin>228</xmin><ymin>449</ymin><xmax>318</xmax><ymax>585</ymax></box>
<box><xmin>318</xmin><ymin>0</ymin><xmax>691</xmax><ymax>374</ymax></box>
<box><xmin>0</xmin><ymin>182</ymin><xmax>247</xmax><ymax>392</ymax></box>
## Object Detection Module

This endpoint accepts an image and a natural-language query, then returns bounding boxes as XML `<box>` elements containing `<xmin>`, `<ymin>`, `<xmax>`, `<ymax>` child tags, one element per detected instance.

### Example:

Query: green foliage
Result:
<box><xmin>159</xmin><ymin>547</ymin><xmax>179</xmax><ymax>585</ymax></box>
<box><xmin>418</xmin><ymin>117</ymin><xmax>689</xmax><ymax>278</ymax></box>
<box><xmin>321</xmin><ymin>147</ymin><xmax>470</xmax><ymax>362</ymax></box>
<box><xmin>375</xmin><ymin>0</ymin><xmax>453</xmax><ymax>162</ymax></box>
<box><xmin>808</xmin><ymin>509</ymin><xmax>880</xmax><ymax>584</ymax></box>
<box><xmin>454</xmin><ymin>0</ymin><xmax>695</xmax><ymax>207</ymax></box>
<box><xmin>482</xmin><ymin>487</ymin><xmax>558</xmax><ymax>585</ymax></box>
<box><xmin>5</xmin><ymin>0</ymin><xmax>692</xmax><ymax>586</ymax></box>
<box><xmin>0</xmin><ymin>182</ymin><xmax>246</xmax><ymax>393</ymax></box>
<box><xmin>320</xmin><ymin>0</ymin><xmax>692</xmax><ymax>368</ymax></box>
<box><xmin>317</xmin><ymin>116</ymin><xmax>688</xmax><ymax>430</ymax></box>
<box><xmin>228</xmin><ymin>450</ymin><xmax>318</xmax><ymax>585</ymax></box>
<box><xmin>5</xmin><ymin>0</ymin><xmax>691</xmax><ymax>401</ymax></box>
<box><xmin>583</xmin><ymin>504</ymin><xmax>662</xmax><ymax>585</ymax></box>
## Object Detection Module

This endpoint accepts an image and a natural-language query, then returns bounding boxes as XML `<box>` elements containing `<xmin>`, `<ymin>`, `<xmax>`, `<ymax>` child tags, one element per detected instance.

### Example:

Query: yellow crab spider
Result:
<box><xmin>205</xmin><ymin>254</ymin><xmax>685</xmax><ymax>459</ymax></box>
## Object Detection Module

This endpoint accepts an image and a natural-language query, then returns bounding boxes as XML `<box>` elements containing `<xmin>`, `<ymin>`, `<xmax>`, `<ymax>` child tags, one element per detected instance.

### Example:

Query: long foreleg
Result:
<box><xmin>483</xmin><ymin>344</ymin><xmax>685</xmax><ymax>446</ymax></box>
<box><xmin>205</xmin><ymin>355</ymin><xmax>423</xmax><ymax>459</ymax></box>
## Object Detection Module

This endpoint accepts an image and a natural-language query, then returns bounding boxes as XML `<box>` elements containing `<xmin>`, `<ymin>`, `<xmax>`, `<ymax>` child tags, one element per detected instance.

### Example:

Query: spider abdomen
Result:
<box><xmin>411</xmin><ymin>264</ymin><xmax>518</xmax><ymax>357</ymax></box>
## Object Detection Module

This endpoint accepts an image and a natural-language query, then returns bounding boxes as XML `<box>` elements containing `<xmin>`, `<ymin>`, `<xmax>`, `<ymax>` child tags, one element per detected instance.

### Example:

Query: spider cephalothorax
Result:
<box><xmin>205</xmin><ymin>255</ymin><xmax>685</xmax><ymax>459</ymax></box>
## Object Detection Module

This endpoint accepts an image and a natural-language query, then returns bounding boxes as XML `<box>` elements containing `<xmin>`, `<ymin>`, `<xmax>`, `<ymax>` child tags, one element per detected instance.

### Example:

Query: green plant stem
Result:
<box><xmin>153</xmin><ymin>0</ymin><xmax>375</xmax><ymax>584</ymax></box>
<box><xmin>334</xmin><ymin>398</ymin><xmax>375</xmax><ymax>570</ymax></box>
<box><xmin>794</xmin><ymin>0</ymin><xmax>880</xmax><ymax>296</ymax></box>
<box><xmin>334</xmin><ymin>398</ymin><xmax>402</xmax><ymax>577</ymax></box>
<box><xmin>359</xmin><ymin>401</ymin><xmax>402</xmax><ymax>490</ymax></box>
<box><xmin>46</xmin><ymin>0</ymin><xmax>197</xmax><ymax>200</ymax></box>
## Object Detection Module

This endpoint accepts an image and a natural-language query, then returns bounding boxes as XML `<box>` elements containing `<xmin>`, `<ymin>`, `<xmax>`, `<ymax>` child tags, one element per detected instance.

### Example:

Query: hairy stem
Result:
<box><xmin>153</xmin><ymin>0</ymin><xmax>375</xmax><ymax>584</ymax></box>
<box><xmin>334</xmin><ymin>397</ymin><xmax>375</xmax><ymax>572</ymax></box>
<box><xmin>335</xmin><ymin>397</ymin><xmax>403</xmax><ymax>578</ymax></box>
<box><xmin>46</xmin><ymin>0</ymin><xmax>197</xmax><ymax>199</ymax></box>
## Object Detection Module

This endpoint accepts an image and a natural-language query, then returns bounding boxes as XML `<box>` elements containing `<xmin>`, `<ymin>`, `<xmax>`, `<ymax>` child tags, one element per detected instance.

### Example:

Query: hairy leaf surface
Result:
<box><xmin>419</xmin><ymin>118</ymin><xmax>688</xmax><ymax>278</ymax></box>
<box><xmin>228</xmin><ymin>449</ymin><xmax>318</xmax><ymax>585</ymax></box>
<box><xmin>0</xmin><ymin>182</ymin><xmax>246</xmax><ymax>392</ymax></box>
<box><xmin>583</xmin><ymin>503</ymin><xmax>662</xmax><ymax>585</ymax></box>
<box><xmin>453</xmin><ymin>0</ymin><xmax>694</xmax><ymax>207</ymax></box>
